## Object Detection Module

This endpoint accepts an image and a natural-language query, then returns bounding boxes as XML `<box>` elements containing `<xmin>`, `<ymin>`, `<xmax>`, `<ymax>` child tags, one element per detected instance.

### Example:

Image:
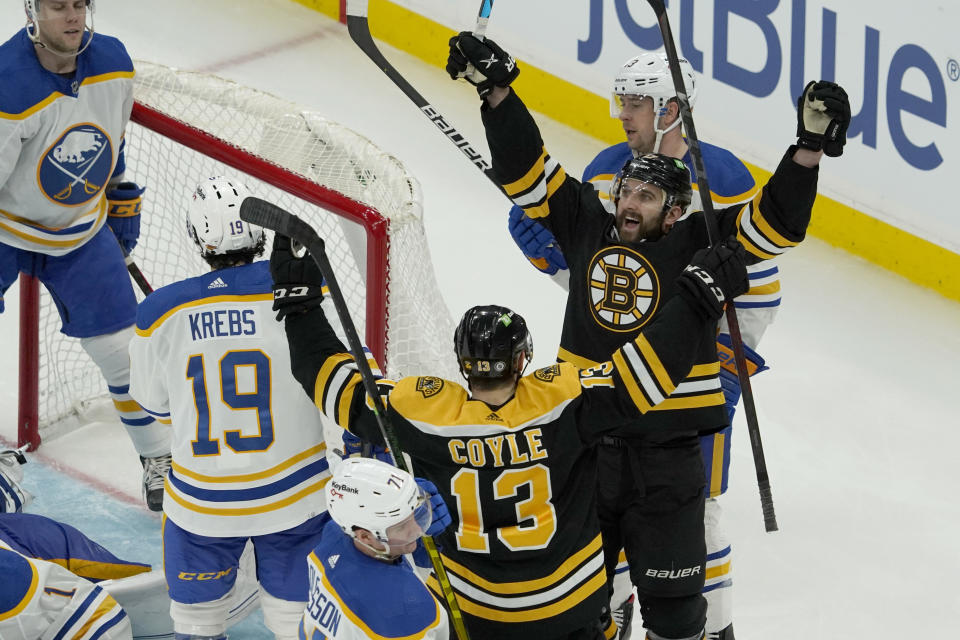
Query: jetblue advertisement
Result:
<box><xmin>409</xmin><ymin>0</ymin><xmax>957</xmax><ymax>253</ymax></box>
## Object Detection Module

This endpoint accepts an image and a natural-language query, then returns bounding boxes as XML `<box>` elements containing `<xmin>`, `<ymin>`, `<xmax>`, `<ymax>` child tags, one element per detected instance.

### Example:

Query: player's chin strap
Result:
<box><xmin>354</xmin><ymin>537</ymin><xmax>402</xmax><ymax>563</ymax></box>
<box><xmin>652</xmin><ymin>112</ymin><xmax>683</xmax><ymax>153</ymax></box>
<box><xmin>26</xmin><ymin>21</ymin><xmax>95</xmax><ymax>58</ymax></box>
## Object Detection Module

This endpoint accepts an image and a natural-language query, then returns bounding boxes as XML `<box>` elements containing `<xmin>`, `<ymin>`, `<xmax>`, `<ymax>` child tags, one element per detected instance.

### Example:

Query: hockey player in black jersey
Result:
<box><xmin>446</xmin><ymin>32</ymin><xmax>849</xmax><ymax>640</ymax></box>
<box><xmin>271</xmin><ymin>231</ymin><xmax>749</xmax><ymax>640</ymax></box>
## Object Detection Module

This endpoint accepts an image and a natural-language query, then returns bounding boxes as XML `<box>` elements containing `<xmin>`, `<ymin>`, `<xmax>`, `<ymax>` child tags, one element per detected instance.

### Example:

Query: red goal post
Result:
<box><xmin>18</xmin><ymin>61</ymin><xmax>458</xmax><ymax>450</ymax></box>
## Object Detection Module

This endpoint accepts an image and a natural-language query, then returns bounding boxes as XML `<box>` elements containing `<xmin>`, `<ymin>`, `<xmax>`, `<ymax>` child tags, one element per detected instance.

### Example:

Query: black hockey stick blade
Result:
<box><xmin>646</xmin><ymin>0</ymin><xmax>778</xmax><ymax>533</ymax></box>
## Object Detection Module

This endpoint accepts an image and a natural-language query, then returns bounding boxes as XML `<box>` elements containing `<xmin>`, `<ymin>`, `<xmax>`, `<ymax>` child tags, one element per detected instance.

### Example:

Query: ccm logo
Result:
<box><xmin>645</xmin><ymin>566</ymin><xmax>701</xmax><ymax>579</ymax></box>
<box><xmin>178</xmin><ymin>568</ymin><xmax>234</xmax><ymax>581</ymax></box>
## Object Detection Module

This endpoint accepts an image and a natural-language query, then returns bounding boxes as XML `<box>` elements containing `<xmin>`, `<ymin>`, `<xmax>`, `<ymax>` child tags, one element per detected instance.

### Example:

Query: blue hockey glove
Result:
<box><xmin>416</xmin><ymin>477</ymin><xmax>452</xmax><ymax>537</ymax></box>
<box><xmin>106</xmin><ymin>181</ymin><xmax>145</xmax><ymax>254</ymax></box>
<box><xmin>508</xmin><ymin>206</ymin><xmax>568</xmax><ymax>275</ymax></box>
<box><xmin>716</xmin><ymin>333</ymin><xmax>769</xmax><ymax>422</ymax></box>
<box><xmin>339</xmin><ymin>430</ymin><xmax>393</xmax><ymax>464</ymax></box>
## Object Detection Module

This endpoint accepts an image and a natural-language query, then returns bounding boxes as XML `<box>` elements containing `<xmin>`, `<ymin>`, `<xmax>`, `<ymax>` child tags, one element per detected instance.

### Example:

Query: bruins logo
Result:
<box><xmin>416</xmin><ymin>376</ymin><xmax>444</xmax><ymax>398</ymax></box>
<box><xmin>534</xmin><ymin>364</ymin><xmax>562</xmax><ymax>382</ymax></box>
<box><xmin>587</xmin><ymin>246</ymin><xmax>660</xmax><ymax>333</ymax></box>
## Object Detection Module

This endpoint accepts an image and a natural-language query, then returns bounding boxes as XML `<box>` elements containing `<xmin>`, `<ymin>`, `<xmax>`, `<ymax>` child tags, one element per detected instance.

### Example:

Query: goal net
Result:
<box><xmin>18</xmin><ymin>60</ymin><xmax>459</xmax><ymax>448</ymax></box>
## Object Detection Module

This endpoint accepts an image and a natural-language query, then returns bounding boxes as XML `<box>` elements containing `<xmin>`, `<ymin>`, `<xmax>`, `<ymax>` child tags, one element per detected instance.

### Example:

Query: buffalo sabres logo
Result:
<box><xmin>38</xmin><ymin>124</ymin><xmax>113</xmax><ymax>206</ymax></box>
<box><xmin>587</xmin><ymin>246</ymin><xmax>660</xmax><ymax>333</ymax></box>
<box><xmin>534</xmin><ymin>364</ymin><xmax>561</xmax><ymax>382</ymax></box>
<box><xmin>416</xmin><ymin>376</ymin><xmax>444</xmax><ymax>398</ymax></box>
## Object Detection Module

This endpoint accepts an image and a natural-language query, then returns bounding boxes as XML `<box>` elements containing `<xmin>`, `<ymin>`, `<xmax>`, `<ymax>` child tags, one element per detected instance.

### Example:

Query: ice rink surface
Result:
<box><xmin>1</xmin><ymin>1</ymin><xmax>959</xmax><ymax>637</ymax></box>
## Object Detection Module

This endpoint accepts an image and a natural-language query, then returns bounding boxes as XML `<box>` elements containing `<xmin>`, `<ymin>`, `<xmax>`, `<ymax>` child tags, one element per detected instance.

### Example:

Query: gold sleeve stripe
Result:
<box><xmin>557</xmin><ymin>347</ymin><xmax>600</xmax><ymax>370</ymax></box>
<box><xmin>634</xmin><ymin>334</ymin><xmax>676</xmax><ymax>397</ymax></box>
<box><xmin>517</xmin><ymin>162</ymin><xmax>567</xmax><ymax>220</ymax></box>
<box><xmin>691</xmin><ymin>182</ymin><xmax>760</xmax><ymax>205</ymax></box>
<box><xmin>438</xmin><ymin>534</ymin><xmax>602</xmax><ymax>594</ymax></box>
<box><xmin>689</xmin><ymin>362</ymin><xmax>721</xmax><ymax>378</ymax></box>
<box><xmin>709</xmin><ymin>432</ymin><xmax>726</xmax><ymax>498</ymax></box>
<box><xmin>748</xmin><ymin>189</ymin><xmax>800</xmax><ymax>249</ymax></box>
<box><xmin>612</xmin><ymin>349</ymin><xmax>654</xmax><ymax>413</ymax></box>
<box><xmin>314</xmin><ymin>353</ymin><xmax>353</xmax><ymax>409</ymax></box>
<box><xmin>736</xmin><ymin>227</ymin><xmax>779</xmax><ymax>261</ymax></box>
<box><xmin>503</xmin><ymin>147</ymin><xmax>550</xmax><ymax>196</ymax></box>
<box><xmin>337</xmin><ymin>372</ymin><xmax>364</xmax><ymax>426</ymax></box>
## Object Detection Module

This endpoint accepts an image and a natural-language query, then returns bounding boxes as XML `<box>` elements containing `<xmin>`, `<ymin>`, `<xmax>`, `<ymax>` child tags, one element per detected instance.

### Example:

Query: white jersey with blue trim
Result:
<box><xmin>582</xmin><ymin>141</ymin><xmax>779</xmax><ymax>347</ymax></box>
<box><xmin>128</xmin><ymin>261</ymin><xmax>362</xmax><ymax>538</ymax></box>
<box><xmin>299</xmin><ymin>520</ymin><xmax>448</xmax><ymax>640</ymax></box>
<box><xmin>0</xmin><ymin>29</ymin><xmax>133</xmax><ymax>256</ymax></box>
<box><xmin>0</xmin><ymin>540</ymin><xmax>131</xmax><ymax>640</ymax></box>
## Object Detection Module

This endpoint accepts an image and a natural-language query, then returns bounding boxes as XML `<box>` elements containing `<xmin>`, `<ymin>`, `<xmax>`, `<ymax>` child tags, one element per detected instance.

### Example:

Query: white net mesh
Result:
<box><xmin>34</xmin><ymin>61</ymin><xmax>459</xmax><ymax>436</ymax></box>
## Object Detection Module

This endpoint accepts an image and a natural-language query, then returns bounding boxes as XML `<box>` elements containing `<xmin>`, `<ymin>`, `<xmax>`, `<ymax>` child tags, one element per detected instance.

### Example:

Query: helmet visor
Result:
<box><xmin>384</xmin><ymin>487</ymin><xmax>433</xmax><ymax>548</ymax></box>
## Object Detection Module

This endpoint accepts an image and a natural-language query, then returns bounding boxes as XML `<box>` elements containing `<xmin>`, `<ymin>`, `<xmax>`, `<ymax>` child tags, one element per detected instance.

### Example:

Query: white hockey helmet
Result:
<box><xmin>25</xmin><ymin>0</ymin><xmax>96</xmax><ymax>56</ymax></box>
<box><xmin>610</xmin><ymin>52</ymin><xmax>698</xmax><ymax>118</ymax></box>
<box><xmin>326</xmin><ymin>458</ymin><xmax>432</xmax><ymax>552</ymax></box>
<box><xmin>0</xmin><ymin>447</ymin><xmax>32</xmax><ymax>513</ymax></box>
<box><xmin>187</xmin><ymin>176</ymin><xmax>265</xmax><ymax>259</ymax></box>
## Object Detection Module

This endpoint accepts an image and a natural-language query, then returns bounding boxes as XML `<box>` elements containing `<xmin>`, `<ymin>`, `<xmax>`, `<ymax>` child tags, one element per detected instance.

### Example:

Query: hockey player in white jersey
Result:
<box><xmin>503</xmin><ymin>52</ymin><xmax>776</xmax><ymax>640</ymax></box>
<box><xmin>0</xmin><ymin>0</ymin><xmax>170</xmax><ymax>511</ymax></box>
<box><xmin>300</xmin><ymin>457</ymin><xmax>452</xmax><ymax>640</ymax></box>
<box><xmin>128</xmin><ymin>177</ymin><xmax>353</xmax><ymax>640</ymax></box>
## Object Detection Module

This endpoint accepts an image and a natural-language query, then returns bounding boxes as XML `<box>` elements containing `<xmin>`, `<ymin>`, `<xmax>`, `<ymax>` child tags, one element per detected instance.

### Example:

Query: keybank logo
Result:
<box><xmin>578</xmin><ymin>0</ymin><xmax>949</xmax><ymax>171</ymax></box>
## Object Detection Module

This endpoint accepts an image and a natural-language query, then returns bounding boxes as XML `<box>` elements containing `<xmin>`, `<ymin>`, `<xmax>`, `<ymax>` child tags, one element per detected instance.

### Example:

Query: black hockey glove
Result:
<box><xmin>796</xmin><ymin>80</ymin><xmax>850</xmax><ymax>157</ymax></box>
<box><xmin>269</xmin><ymin>233</ymin><xmax>325</xmax><ymax>321</ymax></box>
<box><xmin>446</xmin><ymin>32</ymin><xmax>519</xmax><ymax>98</ymax></box>
<box><xmin>676</xmin><ymin>237</ymin><xmax>749</xmax><ymax>321</ymax></box>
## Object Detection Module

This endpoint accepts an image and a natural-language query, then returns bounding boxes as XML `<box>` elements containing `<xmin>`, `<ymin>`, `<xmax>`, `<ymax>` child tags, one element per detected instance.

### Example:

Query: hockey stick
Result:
<box><xmin>345</xmin><ymin>0</ymin><xmax>503</xmax><ymax>195</ymax></box>
<box><xmin>238</xmin><ymin>197</ymin><xmax>472</xmax><ymax>640</ymax></box>
<box><xmin>114</xmin><ymin>236</ymin><xmax>154</xmax><ymax>295</ymax></box>
<box><xmin>645</xmin><ymin>0</ymin><xmax>777</xmax><ymax>533</ymax></box>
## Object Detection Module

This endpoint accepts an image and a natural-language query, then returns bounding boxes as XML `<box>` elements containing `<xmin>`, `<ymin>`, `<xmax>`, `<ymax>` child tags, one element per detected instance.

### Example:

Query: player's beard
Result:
<box><xmin>37</xmin><ymin>20</ymin><xmax>85</xmax><ymax>56</ymax></box>
<box><xmin>616</xmin><ymin>208</ymin><xmax>667</xmax><ymax>243</ymax></box>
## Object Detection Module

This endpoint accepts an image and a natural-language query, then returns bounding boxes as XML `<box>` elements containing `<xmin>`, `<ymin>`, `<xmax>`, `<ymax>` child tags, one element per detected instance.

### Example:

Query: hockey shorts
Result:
<box><xmin>163</xmin><ymin>512</ymin><xmax>331</xmax><ymax>604</ymax></box>
<box><xmin>596</xmin><ymin>435</ymin><xmax>706</xmax><ymax>598</ymax></box>
<box><xmin>0</xmin><ymin>225</ymin><xmax>136</xmax><ymax>338</ymax></box>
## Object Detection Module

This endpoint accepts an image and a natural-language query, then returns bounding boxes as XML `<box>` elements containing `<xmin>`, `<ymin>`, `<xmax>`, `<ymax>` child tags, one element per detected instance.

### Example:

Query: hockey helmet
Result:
<box><xmin>610</xmin><ymin>52</ymin><xmax>697</xmax><ymax>118</ymax></box>
<box><xmin>454</xmin><ymin>305</ymin><xmax>533</xmax><ymax>380</ymax></box>
<box><xmin>611</xmin><ymin>153</ymin><xmax>692</xmax><ymax>213</ymax></box>
<box><xmin>25</xmin><ymin>0</ymin><xmax>96</xmax><ymax>55</ymax></box>
<box><xmin>187</xmin><ymin>176</ymin><xmax>265</xmax><ymax>259</ymax></box>
<box><xmin>326</xmin><ymin>458</ymin><xmax>432</xmax><ymax>551</ymax></box>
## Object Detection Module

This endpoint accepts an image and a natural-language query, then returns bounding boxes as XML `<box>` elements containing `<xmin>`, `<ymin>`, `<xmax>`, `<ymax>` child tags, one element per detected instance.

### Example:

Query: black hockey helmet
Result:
<box><xmin>454</xmin><ymin>305</ymin><xmax>533</xmax><ymax>379</ymax></box>
<box><xmin>611</xmin><ymin>153</ymin><xmax>692</xmax><ymax>212</ymax></box>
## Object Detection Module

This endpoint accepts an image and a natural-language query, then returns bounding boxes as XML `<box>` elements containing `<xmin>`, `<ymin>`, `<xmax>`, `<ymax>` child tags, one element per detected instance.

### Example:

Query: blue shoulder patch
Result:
<box><xmin>136</xmin><ymin>261</ymin><xmax>272</xmax><ymax>331</ymax></box>
<box><xmin>0</xmin><ymin>547</ymin><xmax>34</xmax><ymax>615</ymax></box>
<box><xmin>685</xmin><ymin>141</ymin><xmax>756</xmax><ymax>200</ymax></box>
<box><xmin>583</xmin><ymin>142</ymin><xmax>632</xmax><ymax>183</ymax></box>
<box><xmin>317</xmin><ymin>523</ymin><xmax>439</xmax><ymax>637</ymax></box>
<box><xmin>77</xmin><ymin>32</ymin><xmax>133</xmax><ymax>80</ymax></box>
<box><xmin>0</xmin><ymin>29</ymin><xmax>134</xmax><ymax>117</ymax></box>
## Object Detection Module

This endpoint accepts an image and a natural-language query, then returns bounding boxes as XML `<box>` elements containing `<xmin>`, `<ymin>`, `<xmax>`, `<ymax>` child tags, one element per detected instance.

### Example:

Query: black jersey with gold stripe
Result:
<box><xmin>481</xmin><ymin>89</ymin><xmax>818</xmax><ymax>436</ymax></box>
<box><xmin>285</xmin><ymin>293</ymin><xmax>714</xmax><ymax>639</ymax></box>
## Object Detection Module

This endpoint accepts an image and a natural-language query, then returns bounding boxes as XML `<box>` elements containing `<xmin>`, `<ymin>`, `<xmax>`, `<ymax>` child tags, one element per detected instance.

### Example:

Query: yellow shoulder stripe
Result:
<box><xmin>135</xmin><ymin>293</ymin><xmax>273</xmax><ymax>337</ymax></box>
